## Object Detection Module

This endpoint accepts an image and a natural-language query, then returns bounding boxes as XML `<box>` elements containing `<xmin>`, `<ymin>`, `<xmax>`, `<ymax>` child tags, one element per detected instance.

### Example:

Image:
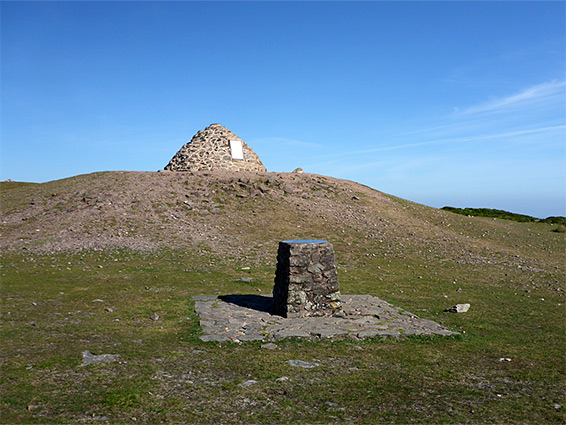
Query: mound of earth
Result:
<box><xmin>1</xmin><ymin>171</ymin><xmax>563</xmax><ymax>281</ymax></box>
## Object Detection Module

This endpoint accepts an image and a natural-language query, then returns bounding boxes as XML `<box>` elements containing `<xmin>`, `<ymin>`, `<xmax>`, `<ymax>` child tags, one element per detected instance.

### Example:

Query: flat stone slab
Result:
<box><xmin>193</xmin><ymin>294</ymin><xmax>458</xmax><ymax>342</ymax></box>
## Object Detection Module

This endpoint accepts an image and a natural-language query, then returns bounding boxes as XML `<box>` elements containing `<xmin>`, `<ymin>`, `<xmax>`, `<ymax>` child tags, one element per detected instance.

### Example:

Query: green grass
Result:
<box><xmin>1</xmin><ymin>246</ymin><xmax>565</xmax><ymax>424</ymax></box>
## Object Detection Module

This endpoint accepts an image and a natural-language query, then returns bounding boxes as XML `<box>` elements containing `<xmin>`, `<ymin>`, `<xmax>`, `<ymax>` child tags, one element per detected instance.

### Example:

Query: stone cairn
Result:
<box><xmin>164</xmin><ymin>123</ymin><xmax>266</xmax><ymax>173</ymax></box>
<box><xmin>272</xmin><ymin>240</ymin><xmax>343</xmax><ymax>318</ymax></box>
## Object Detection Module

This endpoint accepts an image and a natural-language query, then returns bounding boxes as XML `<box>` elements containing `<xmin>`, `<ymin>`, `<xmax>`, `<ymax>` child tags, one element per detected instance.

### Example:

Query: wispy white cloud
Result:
<box><xmin>286</xmin><ymin>80</ymin><xmax>566</xmax><ymax>193</ymax></box>
<box><xmin>309</xmin><ymin>125</ymin><xmax>565</xmax><ymax>167</ymax></box>
<box><xmin>458</xmin><ymin>80</ymin><xmax>566</xmax><ymax>116</ymax></box>
<box><xmin>351</xmin><ymin>124</ymin><xmax>565</xmax><ymax>155</ymax></box>
<box><xmin>317</xmin><ymin>81</ymin><xmax>565</xmax><ymax>164</ymax></box>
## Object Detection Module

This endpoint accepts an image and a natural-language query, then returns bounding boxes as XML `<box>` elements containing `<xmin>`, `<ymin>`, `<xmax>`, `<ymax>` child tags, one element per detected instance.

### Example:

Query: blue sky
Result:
<box><xmin>1</xmin><ymin>1</ymin><xmax>564</xmax><ymax>218</ymax></box>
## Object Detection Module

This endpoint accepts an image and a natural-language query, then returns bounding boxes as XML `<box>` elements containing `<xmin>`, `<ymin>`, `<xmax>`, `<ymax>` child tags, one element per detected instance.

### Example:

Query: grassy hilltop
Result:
<box><xmin>1</xmin><ymin>170</ymin><xmax>565</xmax><ymax>424</ymax></box>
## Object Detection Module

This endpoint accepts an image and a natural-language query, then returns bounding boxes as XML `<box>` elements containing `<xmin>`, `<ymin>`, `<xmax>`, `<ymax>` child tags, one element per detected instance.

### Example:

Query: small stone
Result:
<box><xmin>286</xmin><ymin>359</ymin><xmax>320</xmax><ymax>368</ymax></box>
<box><xmin>239</xmin><ymin>379</ymin><xmax>258</xmax><ymax>388</ymax></box>
<box><xmin>82</xmin><ymin>350</ymin><xmax>118</xmax><ymax>366</ymax></box>
<box><xmin>27</xmin><ymin>405</ymin><xmax>39</xmax><ymax>411</ymax></box>
<box><xmin>29</xmin><ymin>321</ymin><xmax>37</xmax><ymax>326</ymax></box>
<box><xmin>352</xmin><ymin>196</ymin><xmax>360</xmax><ymax>200</ymax></box>
<box><xmin>261</xmin><ymin>343</ymin><xmax>278</xmax><ymax>350</ymax></box>
<box><xmin>498</xmin><ymin>358</ymin><xmax>512</xmax><ymax>362</ymax></box>
<box><xmin>150</xmin><ymin>313</ymin><xmax>160</xmax><ymax>321</ymax></box>
<box><xmin>445</xmin><ymin>303</ymin><xmax>470</xmax><ymax>313</ymax></box>
<box><xmin>292</xmin><ymin>168</ymin><xmax>304</xmax><ymax>173</ymax></box>
<box><xmin>104</xmin><ymin>307</ymin><xmax>115</xmax><ymax>313</ymax></box>
<box><xmin>276</xmin><ymin>376</ymin><xmax>289</xmax><ymax>382</ymax></box>
<box><xmin>238</xmin><ymin>277</ymin><xmax>253</xmax><ymax>282</ymax></box>
<box><xmin>554</xmin><ymin>403</ymin><xmax>562</xmax><ymax>410</ymax></box>
<box><xmin>92</xmin><ymin>299</ymin><xmax>104</xmax><ymax>303</ymax></box>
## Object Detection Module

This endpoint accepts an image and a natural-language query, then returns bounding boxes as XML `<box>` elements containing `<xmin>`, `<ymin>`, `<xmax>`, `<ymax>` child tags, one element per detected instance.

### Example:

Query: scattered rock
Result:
<box><xmin>276</xmin><ymin>376</ymin><xmax>289</xmax><ymax>382</ymax></box>
<box><xmin>445</xmin><ymin>303</ymin><xmax>470</xmax><ymax>313</ymax></box>
<box><xmin>150</xmin><ymin>313</ymin><xmax>160</xmax><ymax>321</ymax></box>
<box><xmin>92</xmin><ymin>299</ymin><xmax>104</xmax><ymax>303</ymax></box>
<box><xmin>352</xmin><ymin>196</ymin><xmax>360</xmax><ymax>200</ymax></box>
<box><xmin>27</xmin><ymin>405</ymin><xmax>39</xmax><ymax>411</ymax></box>
<box><xmin>239</xmin><ymin>379</ymin><xmax>258</xmax><ymax>388</ymax></box>
<box><xmin>104</xmin><ymin>307</ymin><xmax>115</xmax><ymax>313</ymax></box>
<box><xmin>29</xmin><ymin>321</ymin><xmax>37</xmax><ymax>326</ymax></box>
<box><xmin>498</xmin><ymin>358</ymin><xmax>512</xmax><ymax>362</ymax></box>
<box><xmin>238</xmin><ymin>277</ymin><xmax>253</xmax><ymax>282</ymax></box>
<box><xmin>286</xmin><ymin>359</ymin><xmax>320</xmax><ymax>368</ymax></box>
<box><xmin>81</xmin><ymin>350</ymin><xmax>118</xmax><ymax>366</ymax></box>
<box><xmin>554</xmin><ymin>403</ymin><xmax>562</xmax><ymax>410</ymax></box>
<box><xmin>261</xmin><ymin>343</ymin><xmax>278</xmax><ymax>350</ymax></box>
<box><xmin>292</xmin><ymin>168</ymin><xmax>304</xmax><ymax>174</ymax></box>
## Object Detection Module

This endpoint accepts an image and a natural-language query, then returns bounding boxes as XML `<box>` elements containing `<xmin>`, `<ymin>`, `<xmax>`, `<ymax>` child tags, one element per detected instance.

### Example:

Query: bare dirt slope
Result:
<box><xmin>1</xmin><ymin>170</ymin><xmax>564</xmax><ymax>279</ymax></box>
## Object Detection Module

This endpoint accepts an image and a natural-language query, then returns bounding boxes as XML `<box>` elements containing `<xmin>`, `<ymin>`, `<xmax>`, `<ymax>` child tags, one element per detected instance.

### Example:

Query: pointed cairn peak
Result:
<box><xmin>164</xmin><ymin>124</ymin><xmax>266</xmax><ymax>173</ymax></box>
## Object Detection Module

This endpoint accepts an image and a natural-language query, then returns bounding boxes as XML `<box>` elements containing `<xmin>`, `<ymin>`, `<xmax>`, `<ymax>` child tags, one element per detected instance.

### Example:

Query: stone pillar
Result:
<box><xmin>272</xmin><ymin>240</ymin><xmax>343</xmax><ymax>318</ymax></box>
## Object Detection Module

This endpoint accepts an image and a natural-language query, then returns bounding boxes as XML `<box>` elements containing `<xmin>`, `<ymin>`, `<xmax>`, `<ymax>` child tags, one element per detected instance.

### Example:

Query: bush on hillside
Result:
<box><xmin>441</xmin><ymin>206</ymin><xmax>565</xmax><ymax>225</ymax></box>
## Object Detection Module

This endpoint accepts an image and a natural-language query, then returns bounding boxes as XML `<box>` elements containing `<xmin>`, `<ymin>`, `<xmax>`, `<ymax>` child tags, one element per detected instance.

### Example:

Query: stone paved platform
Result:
<box><xmin>193</xmin><ymin>294</ymin><xmax>458</xmax><ymax>342</ymax></box>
